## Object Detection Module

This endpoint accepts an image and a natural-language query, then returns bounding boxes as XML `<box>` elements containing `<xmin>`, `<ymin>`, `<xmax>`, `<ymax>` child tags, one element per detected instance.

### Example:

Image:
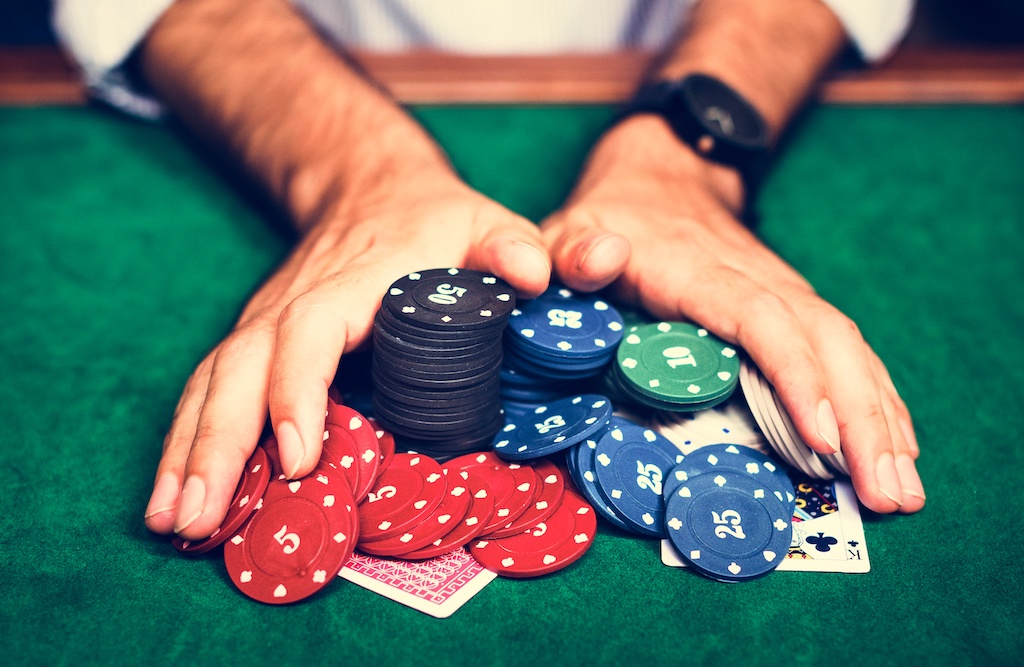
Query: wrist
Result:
<box><xmin>287</xmin><ymin>110</ymin><xmax>456</xmax><ymax>232</ymax></box>
<box><xmin>579</xmin><ymin>115</ymin><xmax>745</xmax><ymax>214</ymax></box>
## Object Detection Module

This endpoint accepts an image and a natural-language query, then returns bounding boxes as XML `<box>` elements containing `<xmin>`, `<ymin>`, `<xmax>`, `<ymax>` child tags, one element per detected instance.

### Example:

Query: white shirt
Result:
<box><xmin>52</xmin><ymin>0</ymin><xmax>915</xmax><ymax>119</ymax></box>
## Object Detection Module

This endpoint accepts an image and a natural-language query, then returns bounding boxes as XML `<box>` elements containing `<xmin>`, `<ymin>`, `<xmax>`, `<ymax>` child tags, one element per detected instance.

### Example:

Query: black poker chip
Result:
<box><xmin>383</xmin><ymin>268</ymin><xmax>516</xmax><ymax>331</ymax></box>
<box><xmin>371</xmin><ymin>268</ymin><xmax>516</xmax><ymax>457</ymax></box>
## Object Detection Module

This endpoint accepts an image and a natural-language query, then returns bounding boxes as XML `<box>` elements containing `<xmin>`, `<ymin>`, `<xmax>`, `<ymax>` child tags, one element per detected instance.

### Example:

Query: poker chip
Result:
<box><xmin>384</xmin><ymin>268</ymin><xmax>516</xmax><ymax>331</ymax></box>
<box><xmin>492</xmin><ymin>394</ymin><xmax>612</xmax><ymax>460</ymax></box>
<box><xmin>507</xmin><ymin>286</ymin><xmax>624</xmax><ymax>360</ymax></box>
<box><xmin>372</xmin><ymin>268</ymin><xmax>514</xmax><ymax>457</ymax></box>
<box><xmin>447</xmin><ymin>451</ymin><xmax>538</xmax><ymax>534</ymax></box>
<box><xmin>173</xmin><ymin>447</ymin><xmax>271</xmax><ymax>554</ymax></box>
<box><xmin>664</xmin><ymin>469</ymin><xmax>792</xmax><ymax>582</ymax></box>
<box><xmin>470</xmin><ymin>486</ymin><xmax>596</xmax><ymax>578</ymax></box>
<box><xmin>591</xmin><ymin>417</ymin><xmax>682</xmax><ymax>537</ymax></box>
<box><xmin>485</xmin><ymin>458</ymin><xmax>565</xmax><ymax>538</ymax></box>
<box><xmin>403</xmin><ymin>469</ymin><xmax>495</xmax><ymax>560</ymax></box>
<box><xmin>223</xmin><ymin>469</ymin><xmax>357</xmax><ymax>604</ymax></box>
<box><xmin>323</xmin><ymin>402</ymin><xmax>381</xmax><ymax>503</ymax></box>
<box><xmin>613</xmin><ymin>321</ymin><xmax>739</xmax><ymax>411</ymax></box>
<box><xmin>565</xmin><ymin>438</ymin><xmax>632</xmax><ymax>533</ymax></box>
<box><xmin>357</xmin><ymin>453</ymin><xmax>446</xmax><ymax>542</ymax></box>
<box><xmin>367</xmin><ymin>418</ymin><xmax>396</xmax><ymax>466</ymax></box>
<box><xmin>320</xmin><ymin>422</ymin><xmax>362</xmax><ymax>496</ymax></box>
<box><xmin>358</xmin><ymin>468</ymin><xmax>472</xmax><ymax>557</ymax></box>
<box><xmin>665</xmin><ymin>443</ymin><xmax>795</xmax><ymax>515</ymax></box>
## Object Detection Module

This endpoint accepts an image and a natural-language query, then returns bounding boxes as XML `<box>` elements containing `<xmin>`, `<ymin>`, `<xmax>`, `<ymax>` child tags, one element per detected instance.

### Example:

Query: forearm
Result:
<box><xmin>139</xmin><ymin>0</ymin><xmax>451</xmax><ymax>232</ymax></box>
<box><xmin>654</xmin><ymin>0</ymin><xmax>847</xmax><ymax>142</ymax></box>
<box><xmin>579</xmin><ymin>0</ymin><xmax>848</xmax><ymax>211</ymax></box>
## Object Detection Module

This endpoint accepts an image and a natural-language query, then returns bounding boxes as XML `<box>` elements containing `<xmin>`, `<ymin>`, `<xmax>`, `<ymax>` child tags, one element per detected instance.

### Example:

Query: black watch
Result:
<box><xmin>617</xmin><ymin>74</ymin><xmax>770</xmax><ymax>175</ymax></box>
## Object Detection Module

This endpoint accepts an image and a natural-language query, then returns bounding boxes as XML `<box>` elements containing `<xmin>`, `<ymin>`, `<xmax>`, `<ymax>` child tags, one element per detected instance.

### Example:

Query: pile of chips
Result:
<box><xmin>372</xmin><ymin>268</ymin><xmax>515</xmax><ymax>459</ymax></box>
<box><xmin>175</xmin><ymin>397</ymin><xmax>598</xmax><ymax>603</ymax></box>
<box><xmin>217</xmin><ymin>402</ymin><xmax>385</xmax><ymax>604</ymax></box>
<box><xmin>167</xmin><ymin>267</ymin><xmax>861</xmax><ymax>602</ymax></box>
<box><xmin>492</xmin><ymin>404</ymin><xmax>797</xmax><ymax>583</ymax></box>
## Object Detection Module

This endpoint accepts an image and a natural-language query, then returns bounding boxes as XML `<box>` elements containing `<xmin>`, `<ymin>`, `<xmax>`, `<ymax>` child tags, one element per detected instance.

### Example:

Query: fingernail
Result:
<box><xmin>895</xmin><ymin>454</ymin><xmax>926</xmax><ymax>501</ymax></box>
<box><xmin>577</xmin><ymin>234</ymin><xmax>617</xmax><ymax>272</ymax></box>
<box><xmin>144</xmin><ymin>472</ymin><xmax>180</xmax><ymax>519</ymax></box>
<box><xmin>513</xmin><ymin>241</ymin><xmax>551</xmax><ymax>271</ymax></box>
<box><xmin>174</xmin><ymin>476</ymin><xmax>207</xmax><ymax>533</ymax></box>
<box><xmin>875</xmin><ymin>452</ymin><xmax>904</xmax><ymax>507</ymax></box>
<box><xmin>900</xmin><ymin>418</ymin><xmax>919</xmax><ymax>456</ymax></box>
<box><xmin>815</xmin><ymin>398</ymin><xmax>841</xmax><ymax>453</ymax></box>
<box><xmin>277</xmin><ymin>420</ymin><xmax>307</xmax><ymax>479</ymax></box>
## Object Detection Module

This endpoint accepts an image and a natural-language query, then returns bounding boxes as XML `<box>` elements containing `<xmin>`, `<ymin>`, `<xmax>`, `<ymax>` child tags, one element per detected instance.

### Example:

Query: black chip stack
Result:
<box><xmin>371</xmin><ymin>268</ymin><xmax>516</xmax><ymax>460</ymax></box>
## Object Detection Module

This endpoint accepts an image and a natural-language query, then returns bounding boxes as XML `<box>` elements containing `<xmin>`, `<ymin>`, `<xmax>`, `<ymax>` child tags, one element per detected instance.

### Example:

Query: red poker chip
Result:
<box><xmin>403</xmin><ymin>469</ymin><xmax>495</xmax><ymax>560</ymax></box>
<box><xmin>357</xmin><ymin>468</ymin><xmax>472</xmax><ymax>558</ymax></box>
<box><xmin>357</xmin><ymin>453</ymin><xmax>446</xmax><ymax>542</ymax></box>
<box><xmin>223</xmin><ymin>469</ymin><xmax>357</xmax><ymax>604</ymax></box>
<box><xmin>367</xmin><ymin>418</ymin><xmax>396</xmax><ymax>467</ymax></box>
<box><xmin>447</xmin><ymin>451</ymin><xmax>538</xmax><ymax>534</ymax></box>
<box><xmin>325</xmin><ymin>403</ymin><xmax>381</xmax><ymax>503</ymax></box>
<box><xmin>484</xmin><ymin>458</ymin><xmax>565</xmax><ymax>539</ymax></box>
<box><xmin>320</xmin><ymin>422</ymin><xmax>362</xmax><ymax>495</ymax></box>
<box><xmin>469</xmin><ymin>486</ymin><xmax>596</xmax><ymax>578</ymax></box>
<box><xmin>174</xmin><ymin>447</ymin><xmax>272</xmax><ymax>554</ymax></box>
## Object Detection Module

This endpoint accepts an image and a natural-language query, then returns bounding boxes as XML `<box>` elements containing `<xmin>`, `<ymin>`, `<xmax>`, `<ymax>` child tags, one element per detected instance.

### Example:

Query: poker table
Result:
<box><xmin>1</xmin><ymin>101</ymin><xmax>1022</xmax><ymax>666</ymax></box>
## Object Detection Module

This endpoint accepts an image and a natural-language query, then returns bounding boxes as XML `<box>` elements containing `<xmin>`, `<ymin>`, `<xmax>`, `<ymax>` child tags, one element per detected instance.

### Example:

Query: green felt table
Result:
<box><xmin>1</xmin><ymin>102</ymin><xmax>1022</xmax><ymax>667</ymax></box>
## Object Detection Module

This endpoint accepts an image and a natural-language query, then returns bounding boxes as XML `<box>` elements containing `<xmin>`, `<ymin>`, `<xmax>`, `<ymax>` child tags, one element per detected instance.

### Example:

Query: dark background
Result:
<box><xmin>3</xmin><ymin>0</ymin><xmax>1023</xmax><ymax>47</ymax></box>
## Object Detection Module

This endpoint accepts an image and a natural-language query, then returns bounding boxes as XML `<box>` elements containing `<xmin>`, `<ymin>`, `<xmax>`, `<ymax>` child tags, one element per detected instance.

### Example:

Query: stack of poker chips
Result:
<box><xmin>371</xmin><ymin>268</ymin><xmax>515</xmax><ymax>459</ymax></box>
<box><xmin>661</xmin><ymin>443</ymin><xmax>795</xmax><ymax>582</ymax></box>
<box><xmin>498</xmin><ymin>286</ymin><xmax>623</xmax><ymax>412</ymax></box>
<box><xmin>606</xmin><ymin>321</ymin><xmax>740</xmax><ymax>412</ymax></box>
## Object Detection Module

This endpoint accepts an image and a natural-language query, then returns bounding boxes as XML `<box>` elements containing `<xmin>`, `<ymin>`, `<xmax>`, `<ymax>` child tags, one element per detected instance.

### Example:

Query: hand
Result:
<box><xmin>541</xmin><ymin>116</ymin><xmax>925</xmax><ymax>514</ymax></box>
<box><xmin>144</xmin><ymin>167</ymin><xmax>550</xmax><ymax>538</ymax></box>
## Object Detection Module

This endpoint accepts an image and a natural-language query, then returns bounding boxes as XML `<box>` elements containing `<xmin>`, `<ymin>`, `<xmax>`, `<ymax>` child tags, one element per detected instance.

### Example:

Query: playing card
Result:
<box><xmin>653</xmin><ymin>392</ymin><xmax>770</xmax><ymax>453</ymax></box>
<box><xmin>340</xmin><ymin>548</ymin><xmax>496</xmax><ymax>617</ymax></box>
<box><xmin>661</xmin><ymin>477</ymin><xmax>870</xmax><ymax>573</ymax></box>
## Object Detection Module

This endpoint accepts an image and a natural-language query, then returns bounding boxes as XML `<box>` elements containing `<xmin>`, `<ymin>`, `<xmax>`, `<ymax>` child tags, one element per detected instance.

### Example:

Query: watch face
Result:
<box><xmin>681</xmin><ymin>75</ymin><xmax>767</xmax><ymax>148</ymax></box>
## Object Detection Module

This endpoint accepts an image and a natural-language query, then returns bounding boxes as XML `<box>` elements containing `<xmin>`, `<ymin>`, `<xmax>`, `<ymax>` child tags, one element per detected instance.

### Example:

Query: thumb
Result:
<box><xmin>541</xmin><ymin>207</ymin><xmax>630</xmax><ymax>293</ymax></box>
<box><xmin>465</xmin><ymin>205</ymin><xmax>551</xmax><ymax>299</ymax></box>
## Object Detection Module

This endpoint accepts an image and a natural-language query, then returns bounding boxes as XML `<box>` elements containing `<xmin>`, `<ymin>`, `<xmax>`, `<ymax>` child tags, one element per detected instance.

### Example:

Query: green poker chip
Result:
<box><xmin>615</xmin><ymin>322</ymin><xmax>740</xmax><ymax>405</ymax></box>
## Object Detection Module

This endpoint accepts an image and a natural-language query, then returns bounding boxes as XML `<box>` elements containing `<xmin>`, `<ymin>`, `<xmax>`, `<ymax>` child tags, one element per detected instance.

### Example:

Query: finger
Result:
<box><xmin>173</xmin><ymin>323</ymin><xmax>274</xmax><ymax>539</ymax></box>
<box><xmin>662</xmin><ymin>263</ymin><xmax>840</xmax><ymax>461</ymax></box>
<box><xmin>869</xmin><ymin>349</ymin><xmax>919</xmax><ymax>458</ymax></box>
<box><xmin>466</xmin><ymin>208</ymin><xmax>551</xmax><ymax>298</ymax></box>
<box><xmin>868</xmin><ymin>353</ymin><xmax>925</xmax><ymax>513</ymax></box>
<box><xmin>268</xmin><ymin>285</ymin><xmax>363</xmax><ymax>480</ymax></box>
<box><xmin>144</xmin><ymin>355</ymin><xmax>214</xmax><ymax>534</ymax></box>
<box><xmin>806</xmin><ymin>315</ymin><xmax>904</xmax><ymax>513</ymax></box>
<box><xmin>541</xmin><ymin>208</ymin><xmax>631</xmax><ymax>292</ymax></box>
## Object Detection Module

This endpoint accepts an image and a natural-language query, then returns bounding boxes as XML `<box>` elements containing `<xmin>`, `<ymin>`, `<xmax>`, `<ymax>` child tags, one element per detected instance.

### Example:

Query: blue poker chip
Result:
<box><xmin>566</xmin><ymin>439</ymin><xmax>632</xmax><ymax>532</ymax></box>
<box><xmin>507</xmin><ymin>286</ymin><xmax>624</xmax><ymax>359</ymax></box>
<box><xmin>492</xmin><ymin>394</ymin><xmax>612</xmax><ymax>460</ymax></box>
<box><xmin>503</xmin><ymin>345</ymin><xmax>609</xmax><ymax>380</ymax></box>
<box><xmin>501</xmin><ymin>398</ymin><xmax>546</xmax><ymax>419</ymax></box>
<box><xmin>664</xmin><ymin>469</ymin><xmax>792</xmax><ymax>582</ymax></box>
<box><xmin>499</xmin><ymin>383</ymin><xmax>577</xmax><ymax>404</ymax></box>
<box><xmin>591</xmin><ymin>416</ymin><xmax>683</xmax><ymax>537</ymax></box>
<box><xmin>664</xmin><ymin>444</ymin><xmax>796</xmax><ymax>514</ymax></box>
